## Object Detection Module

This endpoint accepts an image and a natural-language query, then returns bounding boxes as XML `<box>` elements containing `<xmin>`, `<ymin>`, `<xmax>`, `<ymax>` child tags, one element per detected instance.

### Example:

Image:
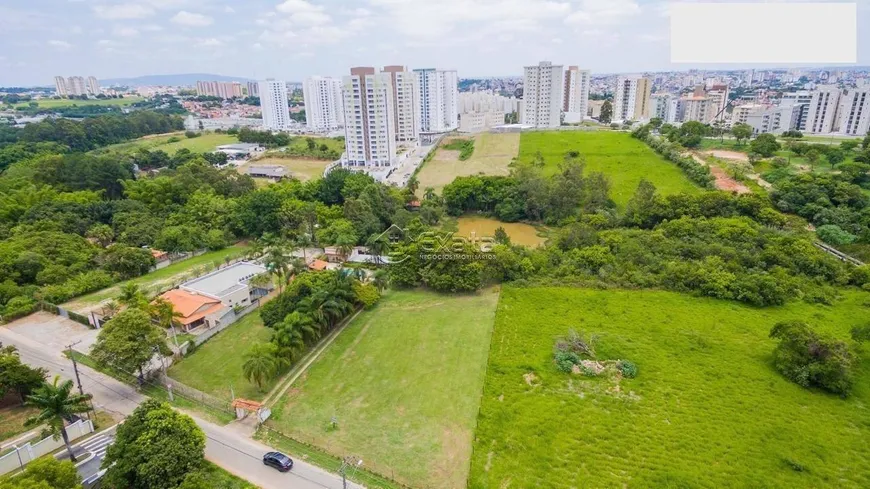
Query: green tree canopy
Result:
<box><xmin>90</xmin><ymin>308</ymin><xmax>170</xmax><ymax>379</ymax></box>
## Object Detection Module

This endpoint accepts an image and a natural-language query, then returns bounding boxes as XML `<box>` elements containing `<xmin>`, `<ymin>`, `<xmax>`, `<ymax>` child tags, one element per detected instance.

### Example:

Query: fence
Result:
<box><xmin>155</xmin><ymin>373</ymin><xmax>233</xmax><ymax>414</ymax></box>
<box><xmin>37</xmin><ymin>301</ymin><xmax>94</xmax><ymax>329</ymax></box>
<box><xmin>191</xmin><ymin>301</ymin><xmax>260</xmax><ymax>348</ymax></box>
<box><xmin>0</xmin><ymin>419</ymin><xmax>94</xmax><ymax>475</ymax></box>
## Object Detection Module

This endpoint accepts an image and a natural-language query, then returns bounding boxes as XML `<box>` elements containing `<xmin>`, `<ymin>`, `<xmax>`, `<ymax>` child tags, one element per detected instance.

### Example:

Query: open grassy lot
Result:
<box><xmin>470</xmin><ymin>287</ymin><xmax>870</xmax><ymax>489</ymax></box>
<box><xmin>417</xmin><ymin>132</ymin><xmax>519</xmax><ymax>194</ymax></box>
<box><xmin>519</xmin><ymin>131</ymin><xmax>702</xmax><ymax>208</ymax></box>
<box><xmin>199</xmin><ymin>461</ymin><xmax>257</xmax><ymax>488</ymax></box>
<box><xmin>0</xmin><ymin>406</ymin><xmax>39</xmax><ymax>443</ymax></box>
<box><xmin>14</xmin><ymin>97</ymin><xmax>145</xmax><ymax>109</ymax></box>
<box><xmin>168</xmin><ymin>312</ymin><xmax>274</xmax><ymax>402</ymax></box>
<box><xmin>266</xmin><ymin>289</ymin><xmax>500</xmax><ymax>489</ymax></box>
<box><xmin>284</xmin><ymin>136</ymin><xmax>345</xmax><ymax>154</ymax></box>
<box><xmin>61</xmin><ymin>244</ymin><xmax>249</xmax><ymax>313</ymax></box>
<box><xmin>238</xmin><ymin>157</ymin><xmax>329</xmax><ymax>182</ymax></box>
<box><xmin>97</xmin><ymin>132</ymin><xmax>238</xmax><ymax>155</ymax></box>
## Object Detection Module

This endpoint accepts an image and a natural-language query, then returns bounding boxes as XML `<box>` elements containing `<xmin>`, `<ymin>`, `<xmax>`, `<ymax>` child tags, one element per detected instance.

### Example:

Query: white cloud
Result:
<box><xmin>142</xmin><ymin>24</ymin><xmax>163</xmax><ymax>32</ymax></box>
<box><xmin>276</xmin><ymin>0</ymin><xmax>324</xmax><ymax>15</ymax></box>
<box><xmin>197</xmin><ymin>37</ymin><xmax>223</xmax><ymax>47</ymax></box>
<box><xmin>170</xmin><ymin>10</ymin><xmax>213</xmax><ymax>26</ymax></box>
<box><xmin>93</xmin><ymin>4</ymin><xmax>154</xmax><ymax>20</ymax></box>
<box><xmin>113</xmin><ymin>26</ymin><xmax>140</xmax><ymax>37</ymax></box>
<box><xmin>289</xmin><ymin>10</ymin><xmax>331</xmax><ymax>26</ymax></box>
<box><xmin>48</xmin><ymin>39</ymin><xmax>72</xmax><ymax>50</ymax></box>
<box><xmin>564</xmin><ymin>0</ymin><xmax>641</xmax><ymax>26</ymax></box>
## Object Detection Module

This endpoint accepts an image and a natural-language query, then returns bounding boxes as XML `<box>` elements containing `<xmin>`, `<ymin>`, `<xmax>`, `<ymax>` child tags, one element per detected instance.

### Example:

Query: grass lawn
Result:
<box><xmin>198</xmin><ymin>461</ymin><xmax>257</xmax><ymax>488</ymax></box>
<box><xmin>96</xmin><ymin>132</ymin><xmax>238</xmax><ymax>155</ymax></box>
<box><xmin>61</xmin><ymin>244</ymin><xmax>250</xmax><ymax>313</ymax></box>
<box><xmin>519</xmin><ymin>131</ymin><xmax>702</xmax><ymax>208</ymax></box>
<box><xmin>470</xmin><ymin>287</ymin><xmax>870</xmax><ymax>489</ymax></box>
<box><xmin>266</xmin><ymin>289</ymin><xmax>500</xmax><ymax>489</ymax></box>
<box><xmin>14</xmin><ymin>97</ymin><xmax>145</xmax><ymax>109</ymax></box>
<box><xmin>417</xmin><ymin>132</ymin><xmax>519</xmax><ymax>194</ymax></box>
<box><xmin>0</xmin><ymin>406</ymin><xmax>40</xmax><ymax>443</ymax></box>
<box><xmin>285</xmin><ymin>136</ymin><xmax>345</xmax><ymax>154</ymax></box>
<box><xmin>238</xmin><ymin>157</ymin><xmax>329</xmax><ymax>182</ymax></box>
<box><xmin>168</xmin><ymin>312</ymin><xmax>274</xmax><ymax>402</ymax></box>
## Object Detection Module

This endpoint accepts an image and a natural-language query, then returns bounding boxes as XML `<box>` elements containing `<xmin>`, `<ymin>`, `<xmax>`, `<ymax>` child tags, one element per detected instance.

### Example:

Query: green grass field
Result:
<box><xmin>417</xmin><ymin>132</ymin><xmax>519</xmax><ymax>194</ymax></box>
<box><xmin>266</xmin><ymin>289</ymin><xmax>500</xmax><ymax>489</ymax></box>
<box><xmin>13</xmin><ymin>97</ymin><xmax>145</xmax><ymax>109</ymax></box>
<box><xmin>97</xmin><ymin>132</ymin><xmax>238</xmax><ymax>155</ymax></box>
<box><xmin>519</xmin><ymin>132</ymin><xmax>702</xmax><ymax>208</ymax></box>
<box><xmin>61</xmin><ymin>244</ymin><xmax>249</xmax><ymax>313</ymax></box>
<box><xmin>470</xmin><ymin>287</ymin><xmax>870</xmax><ymax>489</ymax></box>
<box><xmin>284</xmin><ymin>136</ymin><xmax>345</xmax><ymax>154</ymax></box>
<box><xmin>168</xmin><ymin>312</ymin><xmax>274</xmax><ymax>402</ymax></box>
<box><xmin>0</xmin><ymin>406</ymin><xmax>39</xmax><ymax>443</ymax></box>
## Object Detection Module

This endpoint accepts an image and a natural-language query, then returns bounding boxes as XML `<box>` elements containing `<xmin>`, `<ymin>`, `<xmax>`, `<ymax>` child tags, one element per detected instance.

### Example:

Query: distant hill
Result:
<box><xmin>100</xmin><ymin>73</ymin><xmax>253</xmax><ymax>87</ymax></box>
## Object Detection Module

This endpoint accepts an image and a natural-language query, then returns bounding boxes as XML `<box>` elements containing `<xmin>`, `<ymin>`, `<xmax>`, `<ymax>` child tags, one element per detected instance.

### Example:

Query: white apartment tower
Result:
<box><xmin>66</xmin><ymin>76</ymin><xmax>87</xmax><ymax>96</ymax></box>
<box><xmin>383</xmin><ymin>66</ymin><xmax>418</xmax><ymax>142</ymax></box>
<box><xmin>805</xmin><ymin>85</ymin><xmax>842</xmax><ymax>134</ymax></box>
<box><xmin>342</xmin><ymin>67</ymin><xmax>397</xmax><ymax>167</ymax></box>
<box><xmin>412</xmin><ymin>68</ymin><xmax>459</xmax><ymax>133</ymax></box>
<box><xmin>613</xmin><ymin>75</ymin><xmax>652</xmax><ymax>122</ymax></box>
<box><xmin>838</xmin><ymin>88</ymin><xmax>870</xmax><ymax>136</ymax></box>
<box><xmin>650</xmin><ymin>94</ymin><xmax>678</xmax><ymax>123</ymax></box>
<box><xmin>86</xmin><ymin>76</ymin><xmax>100</xmax><ymax>95</ymax></box>
<box><xmin>303</xmin><ymin>76</ymin><xmax>345</xmax><ymax>133</ymax></box>
<box><xmin>563</xmin><ymin>66</ymin><xmax>591</xmax><ymax>123</ymax></box>
<box><xmin>54</xmin><ymin>76</ymin><xmax>68</xmax><ymax>96</ymax></box>
<box><xmin>258</xmin><ymin>79</ymin><xmax>291</xmax><ymax>131</ymax></box>
<box><xmin>246</xmin><ymin>81</ymin><xmax>260</xmax><ymax>97</ymax></box>
<box><xmin>522</xmin><ymin>61</ymin><xmax>563</xmax><ymax>128</ymax></box>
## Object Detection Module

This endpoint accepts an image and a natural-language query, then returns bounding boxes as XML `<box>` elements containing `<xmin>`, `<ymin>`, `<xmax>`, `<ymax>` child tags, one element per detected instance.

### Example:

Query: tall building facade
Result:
<box><xmin>522</xmin><ymin>61</ymin><xmax>563</xmax><ymax>128</ymax></box>
<box><xmin>805</xmin><ymin>85</ymin><xmax>842</xmax><ymax>134</ymax></box>
<box><xmin>54</xmin><ymin>76</ymin><xmax>68</xmax><ymax>96</ymax></box>
<box><xmin>302</xmin><ymin>76</ymin><xmax>345</xmax><ymax>133</ymax></box>
<box><xmin>246</xmin><ymin>81</ymin><xmax>260</xmax><ymax>97</ymax></box>
<box><xmin>86</xmin><ymin>76</ymin><xmax>100</xmax><ymax>95</ymax></box>
<box><xmin>412</xmin><ymin>68</ymin><xmax>459</xmax><ymax>133</ymax></box>
<box><xmin>613</xmin><ymin>76</ymin><xmax>651</xmax><ymax>122</ymax></box>
<box><xmin>745</xmin><ymin>105</ymin><xmax>800</xmax><ymax>135</ymax></box>
<box><xmin>838</xmin><ymin>88</ymin><xmax>870</xmax><ymax>136</ymax></box>
<box><xmin>563</xmin><ymin>66</ymin><xmax>591</xmax><ymax>123</ymax></box>
<box><xmin>67</xmin><ymin>76</ymin><xmax>87</xmax><ymax>96</ymax></box>
<box><xmin>342</xmin><ymin>67</ymin><xmax>396</xmax><ymax>167</ymax></box>
<box><xmin>196</xmin><ymin>81</ymin><xmax>243</xmax><ymax>99</ymax></box>
<box><xmin>679</xmin><ymin>96</ymin><xmax>719</xmax><ymax>124</ymax></box>
<box><xmin>383</xmin><ymin>66</ymin><xmax>418</xmax><ymax>142</ymax></box>
<box><xmin>258</xmin><ymin>79</ymin><xmax>291</xmax><ymax>131</ymax></box>
<box><xmin>780</xmin><ymin>90</ymin><xmax>813</xmax><ymax>131</ymax></box>
<box><xmin>650</xmin><ymin>93</ymin><xmax>678</xmax><ymax>123</ymax></box>
<box><xmin>705</xmin><ymin>84</ymin><xmax>730</xmax><ymax>121</ymax></box>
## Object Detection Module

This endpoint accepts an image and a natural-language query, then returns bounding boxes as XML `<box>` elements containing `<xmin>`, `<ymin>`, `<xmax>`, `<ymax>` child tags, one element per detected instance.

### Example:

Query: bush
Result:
<box><xmin>352</xmin><ymin>282</ymin><xmax>380</xmax><ymax>309</ymax></box>
<box><xmin>618</xmin><ymin>360</ymin><xmax>638</xmax><ymax>378</ymax></box>
<box><xmin>769</xmin><ymin>320</ymin><xmax>856</xmax><ymax>396</ymax></box>
<box><xmin>2</xmin><ymin>296</ymin><xmax>36</xmax><ymax>321</ymax></box>
<box><xmin>184</xmin><ymin>131</ymin><xmax>200</xmax><ymax>138</ymax></box>
<box><xmin>554</xmin><ymin>350</ymin><xmax>581</xmax><ymax>373</ymax></box>
<box><xmin>817</xmin><ymin>225</ymin><xmax>857</xmax><ymax>246</ymax></box>
<box><xmin>443</xmin><ymin>139</ymin><xmax>474</xmax><ymax>160</ymax></box>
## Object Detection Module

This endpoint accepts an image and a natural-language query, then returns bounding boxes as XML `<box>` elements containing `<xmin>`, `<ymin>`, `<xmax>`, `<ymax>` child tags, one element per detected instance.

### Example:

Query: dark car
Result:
<box><xmin>263</xmin><ymin>451</ymin><xmax>293</xmax><ymax>472</ymax></box>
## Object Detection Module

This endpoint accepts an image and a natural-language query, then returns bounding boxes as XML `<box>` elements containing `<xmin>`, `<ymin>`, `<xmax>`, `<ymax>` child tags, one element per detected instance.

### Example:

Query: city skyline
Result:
<box><xmin>2</xmin><ymin>0</ymin><xmax>869</xmax><ymax>87</ymax></box>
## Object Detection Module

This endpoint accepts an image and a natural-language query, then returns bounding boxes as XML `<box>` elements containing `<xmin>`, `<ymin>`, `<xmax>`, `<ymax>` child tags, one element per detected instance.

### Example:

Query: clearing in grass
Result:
<box><xmin>470</xmin><ymin>287</ymin><xmax>870</xmax><ymax>489</ymax></box>
<box><xmin>266</xmin><ymin>289</ymin><xmax>500</xmax><ymax>489</ymax></box>
<box><xmin>519</xmin><ymin>131</ymin><xmax>702</xmax><ymax>207</ymax></box>
<box><xmin>237</xmin><ymin>157</ymin><xmax>329</xmax><ymax>182</ymax></box>
<box><xmin>417</xmin><ymin>132</ymin><xmax>519</xmax><ymax>194</ymax></box>
<box><xmin>167</xmin><ymin>312</ymin><xmax>274</xmax><ymax>402</ymax></box>
<box><xmin>95</xmin><ymin>132</ymin><xmax>239</xmax><ymax>155</ymax></box>
<box><xmin>13</xmin><ymin>97</ymin><xmax>145</xmax><ymax>109</ymax></box>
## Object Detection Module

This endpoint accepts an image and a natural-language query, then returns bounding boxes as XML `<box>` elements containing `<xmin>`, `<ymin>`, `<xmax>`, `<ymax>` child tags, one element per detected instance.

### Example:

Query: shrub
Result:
<box><xmin>769</xmin><ymin>320</ymin><xmax>856</xmax><ymax>396</ymax></box>
<box><xmin>554</xmin><ymin>350</ymin><xmax>581</xmax><ymax>373</ymax></box>
<box><xmin>2</xmin><ymin>296</ymin><xmax>36</xmax><ymax>321</ymax></box>
<box><xmin>618</xmin><ymin>360</ymin><xmax>638</xmax><ymax>378</ymax></box>
<box><xmin>352</xmin><ymin>282</ymin><xmax>380</xmax><ymax>309</ymax></box>
<box><xmin>816</xmin><ymin>225</ymin><xmax>857</xmax><ymax>246</ymax></box>
<box><xmin>442</xmin><ymin>139</ymin><xmax>474</xmax><ymax>160</ymax></box>
<box><xmin>184</xmin><ymin>131</ymin><xmax>200</xmax><ymax>138</ymax></box>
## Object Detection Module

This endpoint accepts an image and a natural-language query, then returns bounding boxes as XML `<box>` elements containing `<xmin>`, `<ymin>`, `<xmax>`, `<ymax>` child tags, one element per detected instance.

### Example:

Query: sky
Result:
<box><xmin>1</xmin><ymin>0</ymin><xmax>868</xmax><ymax>86</ymax></box>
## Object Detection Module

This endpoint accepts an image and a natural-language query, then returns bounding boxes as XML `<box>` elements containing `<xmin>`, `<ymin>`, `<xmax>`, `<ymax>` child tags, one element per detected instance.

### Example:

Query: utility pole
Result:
<box><xmin>66</xmin><ymin>341</ymin><xmax>92</xmax><ymax>421</ymax></box>
<box><xmin>339</xmin><ymin>456</ymin><xmax>362</xmax><ymax>489</ymax></box>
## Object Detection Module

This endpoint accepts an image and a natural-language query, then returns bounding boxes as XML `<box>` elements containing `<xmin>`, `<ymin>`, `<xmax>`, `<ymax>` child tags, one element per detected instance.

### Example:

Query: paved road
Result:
<box><xmin>0</xmin><ymin>326</ymin><xmax>356</xmax><ymax>489</ymax></box>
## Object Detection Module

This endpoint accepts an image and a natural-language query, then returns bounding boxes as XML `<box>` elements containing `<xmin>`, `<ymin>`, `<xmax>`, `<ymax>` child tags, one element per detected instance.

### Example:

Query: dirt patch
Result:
<box><xmin>523</xmin><ymin>372</ymin><xmax>540</xmax><ymax>387</ymax></box>
<box><xmin>430</xmin><ymin>425</ymin><xmax>473</xmax><ymax>489</ymax></box>
<box><xmin>709</xmin><ymin>165</ymin><xmax>751</xmax><ymax>194</ymax></box>
<box><xmin>704</xmin><ymin>150</ymin><xmax>749</xmax><ymax>162</ymax></box>
<box><xmin>435</xmin><ymin>149</ymin><xmax>461</xmax><ymax>162</ymax></box>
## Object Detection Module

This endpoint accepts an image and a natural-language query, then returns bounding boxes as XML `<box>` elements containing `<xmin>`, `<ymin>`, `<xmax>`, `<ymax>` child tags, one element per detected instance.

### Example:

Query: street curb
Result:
<box><xmin>74</xmin><ymin>451</ymin><xmax>96</xmax><ymax>468</ymax></box>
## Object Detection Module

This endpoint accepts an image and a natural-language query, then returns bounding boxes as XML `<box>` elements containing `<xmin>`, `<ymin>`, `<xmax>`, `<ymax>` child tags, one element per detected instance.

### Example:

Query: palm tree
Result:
<box><xmin>373</xmin><ymin>269</ymin><xmax>390</xmax><ymax>291</ymax></box>
<box><xmin>150</xmin><ymin>297</ymin><xmax>185</xmax><ymax>348</ymax></box>
<box><xmin>407</xmin><ymin>175</ymin><xmax>419</xmax><ymax>194</ymax></box>
<box><xmin>117</xmin><ymin>283</ymin><xmax>145</xmax><ymax>309</ymax></box>
<box><xmin>294</xmin><ymin>232</ymin><xmax>313</xmax><ymax>262</ymax></box>
<box><xmin>242</xmin><ymin>344</ymin><xmax>278</xmax><ymax>391</ymax></box>
<box><xmin>25</xmin><ymin>377</ymin><xmax>93</xmax><ymax>462</ymax></box>
<box><xmin>366</xmin><ymin>234</ymin><xmax>389</xmax><ymax>265</ymax></box>
<box><xmin>272</xmin><ymin>324</ymin><xmax>306</xmax><ymax>363</ymax></box>
<box><xmin>100</xmin><ymin>300</ymin><xmax>121</xmax><ymax>319</ymax></box>
<box><xmin>249</xmin><ymin>273</ymin><xmax>273</xmax><ymax>296</ymax></box>
<box><xmin>423</xmin><ymin>187</ymin><xmax>437</xmax><ymax>201</ymax></box>
<box><xmin>263</xmin><ymin>246</ymin><xmax>290</xmax><ymax>293</ymax></box>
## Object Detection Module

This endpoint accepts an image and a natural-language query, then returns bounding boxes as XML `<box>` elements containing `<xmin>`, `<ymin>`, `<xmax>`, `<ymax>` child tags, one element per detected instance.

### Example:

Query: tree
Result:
<box><xmin>86</xmin><ymin>224</ymin><xmax>114</xmax><ymax>248</ymax></box>
<box><xmin>0</xmin><ymin>458</ymin><xmax>82</xmax><ymax>489</ymax></box>
<box><xmin>101</xmin><ymin>245</ymin><xmax>156</xmax><ymax>279</ymax></box>
<box><xmin>102</xmin><ymin>400</ymin><xmax>205</xmax><ymax>489</ymax></box>
<box><xmin>242</xmin><ymin>343</ymin><xmax>279</xmax><ymax>390</ymax></box>
<box><xmin>816</xmin><ymin>225</ymin><xmax>857</xmax><ymax>245</ymax></box>
<box><xmin>731</xmin><ymin>123</ymin><xmax>753</xmax><ymax>145</ymax></box>
<box><xmin>493</xmin><ymin>226</ymin><xmax>511</xmax><ymax>245</ymax></box>
<box><xmin>826</xmin><ymin>148</ymin><xmax>846</xmax><ymax>169</ymax></box>
<box><xmin>149</xmin><ymin>297</ymin><xmax>184</xmax><ymax>348</ymax></box>
<box><xmin>599</xmin><ymin>100</ymin><xmax>613</xmax><ymax>124</ymax></box>
<box><xmin>90</xmin><ymin>309</ymin><xmax>170</xmax><ymax>380</ymax></box>
<box><xmin>263</xmin><ymin>245</ymin><xmax>291</xmax><ymax>293</ymax></box>
<box><xmin>117</xmin><ymin>283</ymin><xmax>146</xmax><ymax>309</ymax></box>
<box><xmin>0</xmin><ymin>344</ymin><xmax>48</xmax><ymax>403</ymax></box>
<box><xmin>769</xmin><ymin>321</ymin><xmax>856</xmax><ymax>396</ymax></box>
<box><xmin>749</xmin><ymin>133</ymin><xmax>781</xmax><ymax>157</ymax></box>
<box><xmin>25</xmin><ymin>376</ymin><xmax>93</xmax><ymax>462</ymax></box>
<box><xmin>406</xmin><ymin>175</ymin><xmax>419</xmax><ymax>195</ymax></box>
<box><xmin>805</xmin><ymin>148</ymin><xmax>821</xmax><ymax>169</ymax></box>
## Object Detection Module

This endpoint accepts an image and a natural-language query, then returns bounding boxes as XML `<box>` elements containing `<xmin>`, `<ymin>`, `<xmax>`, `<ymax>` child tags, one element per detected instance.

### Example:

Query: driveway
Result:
<box><xmin>4</xmin><ymin>312</ymin><xmax>98</xmax><ymax>355</ymax></box>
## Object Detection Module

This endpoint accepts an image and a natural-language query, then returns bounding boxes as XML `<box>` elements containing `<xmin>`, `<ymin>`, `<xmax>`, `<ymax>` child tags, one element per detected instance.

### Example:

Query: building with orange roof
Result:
<box><xmin>308</xmin><ymin>259</ymin><xmax>329</xmax><ymax>271</ymax></box>
<box><xmin>158</xmin><ymin>289</ymin><xmax>225</xmax><ymax>332</ymax></box>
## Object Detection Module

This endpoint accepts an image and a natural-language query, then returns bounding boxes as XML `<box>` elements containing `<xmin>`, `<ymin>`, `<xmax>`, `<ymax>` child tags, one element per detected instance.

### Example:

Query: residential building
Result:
<box><xmin>54</xmin><ymin>76</ymin><xmax>68</xmax><ymax>96</ymax></box>
<box><xmin>731</xmin><ymin>104</ymin><xmax>766</xmax><ymax>125</ymax></box>
<box><xmin>196</xmin><ymin>80</ymin><xmax>243</xmax><ymax>99</ymax></box>
<box><xmin>838</xmin><ymin>88</ymin><xmax>870</xmax><ymax>136</ymax></box>
<box><xmin>563</xmin><ymin>66</ymin><xmax>591</xmax><ymax>123</ymax></box>
<box><xmin>459</xmin><ymin>91</ymin><xmax>518</xmax><ymax>114</ymax></box>
<box><xmin>302</xmin><ymin>76</ymin><xmax>345</xmax><ymax>133</ymax></box>
<box><xmin>459</xmin><ymin>111</ymin><xmax>505</xmax><ymax>132</ymax></box>
<box><xmin>805</xmin><ymin>85</ymin><xmax>842</xmax><ymax>134</ymax></box>
<box><xmin>522</xmin><ymin>61</ymin><xmax>563</xmax><ymax>128</ymax></box>
<box><xmin>413</xmin><ymin>68</ymin><xmax>459</xmax><ymax>133</ymax></box>
<box><xmin>613</xmin><ymin>75</ymin><xmax>651</xmax><ymax>122</ymax></box>
<box><xmin>705</xmin><ymin>84</ymin><xmax>730</xmax><ymax>121</ymax></box>
<box><xmin>650</xmin><ymin>93</ymin><xmax>678</xmax><ymax>123</ymax></box>
<box><xmin>383</xmin><ymin>66</ymin><xmax>418</xmax><ymax>142</ymax></box>
<box><xmin>245</xmin><ymin>165</ymin><xmax>287</xmax><ymax>180</ymax></box>
<box><xmin>779</xmin><ymin>90</ymin><xmax>813</xmax><ymax>131</ymax></box>
<box><xmin>342</xmin><ymin>67</ymin><xmax>397</xmax><ymax>167</ymax></box>
<box><xmin>745</xmin><ymin>105</ymin><xmax>800</xmax><ymax>135</ymax></box>
<box><xmin>258</xmin><ymin>79</ymin><xmax>291</xmax><ymax>131</ymax></box>
<box><xmin>679</xmin><ymin>96</ymin><xmax>719</xmax><ymax>124</ymax></box>
<box><xmin>86</xmin><ymin>76</ymin><xmax>100</xmax><ymax>95</ymax></box>
<box><xmin>246</xmin><ymin>81</ymin><xmax>260</xmax><ymax>97</ymax></box>
<box><xmin>588</xmin><ymin>100</ymin><xmax>605</xmax><ymax>119</ymax></box>
<box><xmin>66</xmin><ymin>76</ymin><xmax>87</xmax><ymax>96</ymax></box>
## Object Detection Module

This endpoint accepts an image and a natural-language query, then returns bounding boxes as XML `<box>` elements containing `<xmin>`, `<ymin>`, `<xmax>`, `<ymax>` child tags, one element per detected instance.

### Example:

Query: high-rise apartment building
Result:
<box><xmin>412</xmin><ymin>68</ymin><xmax>459</xmax><ymax>133</ymax></box>
<box><xmin>196</xmin><ymin>81</ymin><xmax>243</xmax><ymax>99</ymax></box>
<box><xmin>705</xmin><ymin>84</ymin><xmax>730</xmax><ymax>121</ymax></box>
<box><xmin>522</xmin><ymin>61</ymin><xmax>563</xmax><ymax>128</ymax></box>
<box><xmin>838</xmin><ymin>88</ymin><xmax>870</xmax><ymax>136</ymax></box>
<box><xmin>805</xmin><ymin>85</ymin><xmax>842</xmax><ymax>134</ymax></box>
<box><xmin>54</xmin><ymin>76</ymin><xmax>68</xmax><ymax>96</ymax></box>
<box><xmin>258</xmin><ymin>79</ymin><xmax>291</xmax><ymax>131</ymax></box>
<box><xmin>382</xmin><ymin>66</ymin><xmax>418</xmax><ymax>142</ymax></box>
<box><xmin>303</xmin><ymin>76</ymin><xmax>345</xmax><ymax>133</ymax></box>
<box><xmin>563</xmin><ymin>66</ymin><xmax>591</xmax><ymax>123</ymax></box>
<box><xmin>780</xmin><ymin>90</ymin><xmax>813</xmax><ymax>131</ymax></box>
<box><xmin>650</xmin><ymin>93</ymin><xmax>678</xmax><ymax>123</ymax></box>
<box><xmin>342</xmin><ymin>67</ymin><xmax>396</xmax><ymax>167</ymax></box>
<box><xmin>679</xmin><ymin>96</ymin><xmax>720</xmax><ymax>124</ymax></box>
<box><xmin>86</xmin><ymin>76</ymin><xmax>100</xmax><ymax>95</ymax></box>
<box><xmin>613</xmin><ymin>75</ymin><xmax>651</xmax><ymax>122</ymax></box>
<box><xmin>246</xmin><ymin>81</ymin><xmax>260</xmax><ymax>97</ymax></box>
<box><xmin>745</xmin><ymin>105</ymin><xmax>800</xmax><ymax>135</ymax></box>
<box><xmin>67</xmin><ymin>76</ymin><xmax>87</xmax><ymax>96</ymax></box>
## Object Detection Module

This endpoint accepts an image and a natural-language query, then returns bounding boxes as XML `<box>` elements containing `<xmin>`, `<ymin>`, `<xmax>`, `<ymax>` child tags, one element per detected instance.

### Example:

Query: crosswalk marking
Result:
<box><xmin>80</xmin><ymin>435</ymin><xmax>114</xmax><ymax>458</ymax></box>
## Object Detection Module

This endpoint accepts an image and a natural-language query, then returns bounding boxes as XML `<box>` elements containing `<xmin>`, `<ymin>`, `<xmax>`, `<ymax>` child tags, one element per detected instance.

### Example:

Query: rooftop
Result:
<box><xmin>181</xmin><ymin>261</ymin><xmax>267</xmax><ymax>298</ymax></box>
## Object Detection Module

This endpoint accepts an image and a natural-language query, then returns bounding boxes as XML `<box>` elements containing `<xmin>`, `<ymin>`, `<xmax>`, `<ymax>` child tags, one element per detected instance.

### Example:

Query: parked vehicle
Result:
<box><xmin>263</xmin><ymin>451</ymin><xmax>293</xmax><ymax>472</ymax></box>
